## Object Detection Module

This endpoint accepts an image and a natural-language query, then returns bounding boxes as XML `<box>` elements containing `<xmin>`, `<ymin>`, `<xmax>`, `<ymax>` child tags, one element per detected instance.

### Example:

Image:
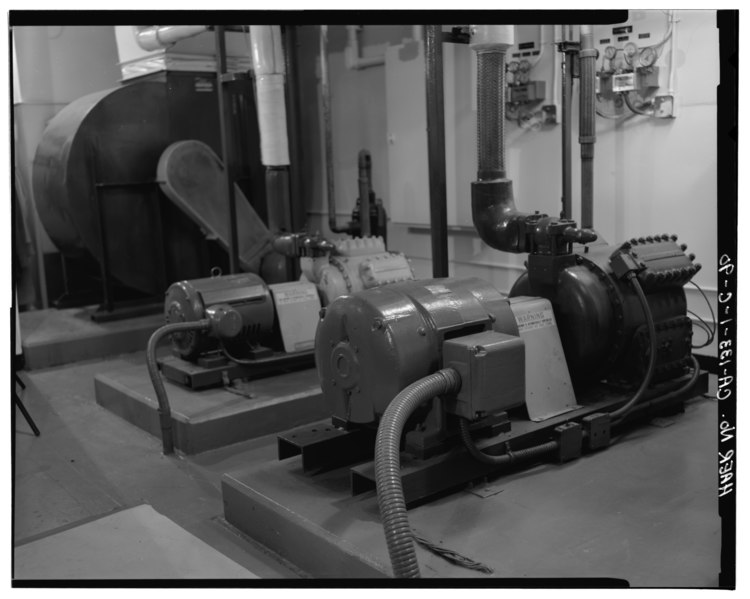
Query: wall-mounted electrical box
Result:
<box><xmin>510</xmin><ymin>81</ymin><xmax>546</xmax><ymax>103</ymax></box>
<box><xmin>593</xmin><ymin>13</ymin><xmax>677</xmax><ymax>118</ymax></box>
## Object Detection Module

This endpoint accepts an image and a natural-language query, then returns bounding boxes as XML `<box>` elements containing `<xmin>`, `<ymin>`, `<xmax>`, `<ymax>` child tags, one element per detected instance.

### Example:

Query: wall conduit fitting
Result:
<box><xmin>345</xmin><ymin>25</ymin><xmax>386</xmax><ymax>70</ymax></box>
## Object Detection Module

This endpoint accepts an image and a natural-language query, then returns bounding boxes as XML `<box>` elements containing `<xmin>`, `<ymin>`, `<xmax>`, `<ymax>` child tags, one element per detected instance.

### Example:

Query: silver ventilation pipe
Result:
<box><xmin>133</xmin><ymin>26</ymin><xmax>209</xmax><ymax>51</ymax></box>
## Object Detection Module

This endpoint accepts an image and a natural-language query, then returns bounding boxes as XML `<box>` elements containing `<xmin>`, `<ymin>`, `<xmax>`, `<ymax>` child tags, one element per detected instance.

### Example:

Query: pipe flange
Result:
<box><xmin>329</xmin><ymin>256</ymin><xmax>354</xmax><ymax>293</ymax></box>
<box><xmin>581</xmin><ymin>257</ymin><xmax>626</xmax><ymax>364</ymax></box>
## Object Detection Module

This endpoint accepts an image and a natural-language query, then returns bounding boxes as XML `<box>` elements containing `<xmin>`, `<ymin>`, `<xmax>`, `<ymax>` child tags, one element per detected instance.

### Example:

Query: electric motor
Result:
<box><xmin>316</xmin><ymin>277</ymin><xmax>519</xmax><ymax>425</ymax></box>
<box><xmin>164</xmin><ymin>273</ymin><xmax>275</xmax><ymax>360</ymax></box>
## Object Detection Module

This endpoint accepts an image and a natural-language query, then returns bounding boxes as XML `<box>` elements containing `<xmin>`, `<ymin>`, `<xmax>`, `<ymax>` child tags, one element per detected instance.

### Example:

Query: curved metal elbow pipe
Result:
<box><xmin>471</xmin><ymin>179</ymin><xmax>531</xmax><ymax>254</ymax></box>
<box><xmin>133</xmin><ymin>26</ymin><xmax>209</xmax><ymax>51</ymax></box>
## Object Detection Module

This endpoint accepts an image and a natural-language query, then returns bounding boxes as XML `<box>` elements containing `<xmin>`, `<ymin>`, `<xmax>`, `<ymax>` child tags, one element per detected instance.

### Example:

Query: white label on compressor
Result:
<box><xmin>514</xmin><ymin>308</ymin><xmax>556</xmax><ymax>332</ymax></box>
<box><xmin>272</xmin><ymin>285</ymin><xmax>319</xmax><ymax>305</ymax></box>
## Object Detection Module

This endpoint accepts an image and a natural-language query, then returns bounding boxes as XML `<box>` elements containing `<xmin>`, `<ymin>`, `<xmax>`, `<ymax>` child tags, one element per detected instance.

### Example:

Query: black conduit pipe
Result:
<box><xmin>424</xmin><ymin>25</ymin><xmax>450</xmax><ymax>278</ymax></box>
<box><xmin>146</xmin><ymin>320</ymin><xmax>211</xmax><ymax>454</ymax></box>
<box><xmin>320</xmin><ymin>26</ymin><xmax>350</xmax><ymax>235</ymax></box>
<box><xmin>561</xmin><ymin>50</ymin><xmax>574</xmax><ymax>219</ymax></box>
<box><xmin>609</xmin><ymin>274</ymin><xmax>658</xmax><ymax>422</ymax></box>
<box><xmin>374</xmin><ymin>368</ymin><xmax>461</xmax><ymax>578</ymax></box>
<box><xmin>616</xmin><ymin>356</ymin><xmax>701</xmax><ymax>424</ymax></box>
<box><xmin>579</xmin><ymin>24</ymin><xmax>597</xmax><ymax>230</ymax></box>
<box><xmin>459</xmin><ymin>418</ymin><xmax>558</xmax><ymax>466</ymax></box>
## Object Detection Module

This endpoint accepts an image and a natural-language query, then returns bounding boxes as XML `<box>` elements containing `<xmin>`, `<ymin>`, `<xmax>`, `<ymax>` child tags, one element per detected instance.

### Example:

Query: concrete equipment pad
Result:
<box><xmin>95</xmin><ymin>364</ymin><xmax>327</xmax><ymax>454</ymax></box>
<box><xmin>20</xmin><ymin>306</ymin><xmax>163</xmax><ymax>370</ymax></box>
<box><xmin>222</xmin><ymin>396</ymin><xmax>721</xmax><ymax>584</ymax></box>
<box><xmin>14</xmin><ymin>504</ymin><xmax>257</xmax><ymax>580</ymax></box>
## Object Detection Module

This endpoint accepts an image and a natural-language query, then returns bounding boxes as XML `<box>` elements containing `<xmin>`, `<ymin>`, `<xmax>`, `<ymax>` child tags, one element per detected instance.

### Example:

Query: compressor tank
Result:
<box><xmin>510</xmin><ymin>237</ymin><xmax>697</xmax><ymax>385</ymax></box>
<box><xmin>316</xmin><ymin>277</ymin><xmax>519</xmax><ymax>425</ymax></box>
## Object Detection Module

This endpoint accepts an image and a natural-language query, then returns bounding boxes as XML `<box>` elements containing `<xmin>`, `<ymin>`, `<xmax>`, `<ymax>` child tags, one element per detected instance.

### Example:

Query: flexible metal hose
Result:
<box><xmin>609</xmin><ymin>275</ymin><xmax>658</xmax><ymax>421</ymax></box>
<box><xmin>146</xmin><ymin>320</ymin><xmax>211</xmax><ymax>454</ymax></box>
<box><xmin>374</xmin><ymin>368</ymin><xmax>461</xmax><ymax>578</ymax></box>
<box><xmin>476</xmin><ymin>51</ymin><xmax>506</xmax><ymax>180</ymax></box>
<box><xmin>459</xmin><ymin>418</ymin><xmax>558</xmax><ymax>465</ymax></box>
<box><xmin>616</xmin><ymin>356</ymin><xmax>701</xmax><ymax>425</ymax></box>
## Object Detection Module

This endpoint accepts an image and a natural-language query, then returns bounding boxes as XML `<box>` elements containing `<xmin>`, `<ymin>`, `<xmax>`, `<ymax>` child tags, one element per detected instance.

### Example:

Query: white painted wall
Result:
<box><xmin>301</xmin><ymin>13</ymin><xmax>719</xmax><ymax>358</ymax></box>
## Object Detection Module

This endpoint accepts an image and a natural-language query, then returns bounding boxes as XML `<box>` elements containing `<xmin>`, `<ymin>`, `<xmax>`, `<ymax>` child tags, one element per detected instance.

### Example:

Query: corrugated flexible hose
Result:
<box><xmin>374</xmin><ymin>368</ymin><xmax>462</xmax><ymax>579</ymax></box>
<box><xmin>146</xmin><ymin>320</ymin><xmax>211</xmax><ymax>455</ymax></box>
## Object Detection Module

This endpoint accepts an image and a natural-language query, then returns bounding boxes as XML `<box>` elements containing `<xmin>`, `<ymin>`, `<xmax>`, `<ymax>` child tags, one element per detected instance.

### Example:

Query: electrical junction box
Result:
<box><xmin>612</xmin><ymin>67</ymin><xmax>660</xmax><ymax>94</ymax></box>
<box><xmin>509</xmin><ymin>296</ymin><xmax>579</xmax><ymax>421</ymax></box>
<box><xmin>612</xmin><ymin>72</ymin><xmax>636</xmax><ymax>92</ymax></box>
<box><xmin>269</xmin><ymin>281</ymin><xmax>321</xmax><ymax>353</ymax></box>
<box><xmin>442</xmin><ymin>330</ymin><xmax>525</xmax><ymax>421</ymax></box>
<box><xmin>509</xmin><ymin>81</ymin><xmax>546</xmax><ymax>103</ymax></box>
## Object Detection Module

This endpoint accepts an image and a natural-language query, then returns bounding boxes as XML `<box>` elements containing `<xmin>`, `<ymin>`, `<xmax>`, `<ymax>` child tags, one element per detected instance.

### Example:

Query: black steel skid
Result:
<box><xmin>159</xmin><ymin>350</ymin><xmax>315</xmax><ymax>390</ymax></box>
<box><xmin>278</xmin><ymin>372</ymin><xmax>708</xmax><ymax>507</ymax></box>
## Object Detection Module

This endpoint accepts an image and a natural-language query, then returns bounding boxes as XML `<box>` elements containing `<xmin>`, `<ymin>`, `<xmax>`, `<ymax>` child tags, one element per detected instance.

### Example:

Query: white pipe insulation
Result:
<box><xmin>132</xmin><ymin>25</ymin><xmax>209</xmax><ymax>51</ymax></box>
<box><xmin>249</xmin><ymin>25</ymin><xmax>290</xmax><ymax>166</ymax></box>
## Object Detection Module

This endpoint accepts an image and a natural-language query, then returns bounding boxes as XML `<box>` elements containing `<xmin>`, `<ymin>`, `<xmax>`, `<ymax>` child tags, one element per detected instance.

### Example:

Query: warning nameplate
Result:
<box><xmin>273</xmin><ymin>285</ymin><xmax>319</xmax><ymax>306</ymax></box>
<box><xmin>514</xmin><ymin>308</ymin><xmax>556</xmax><ymax>332</ymax></box>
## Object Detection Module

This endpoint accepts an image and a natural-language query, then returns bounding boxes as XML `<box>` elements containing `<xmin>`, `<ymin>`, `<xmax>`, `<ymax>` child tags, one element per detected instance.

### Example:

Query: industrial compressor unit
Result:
<box><xmin>277</xmin><ymin>23</ymin><xmax>707</xmax><ymax>580</ymax></box>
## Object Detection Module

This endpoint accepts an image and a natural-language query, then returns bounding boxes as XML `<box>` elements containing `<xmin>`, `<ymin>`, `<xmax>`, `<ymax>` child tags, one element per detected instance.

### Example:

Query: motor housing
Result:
<box><xmin>164</xmin><ymin>273</ymin><xmax>275</xmax><ymax>360</ymax></box>
<box><xmin>316</xmin><ymin>277</ymin><xmax>519</xmax><ymax>425</ymax></box>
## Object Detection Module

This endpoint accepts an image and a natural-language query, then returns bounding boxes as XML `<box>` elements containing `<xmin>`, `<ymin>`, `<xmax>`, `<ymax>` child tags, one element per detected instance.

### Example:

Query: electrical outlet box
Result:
<box><xmin>443</xmin><ymin>330</ymin><xmax>525</xmax><ymax>420</ymax></box>
<box><xmin>509</xmin><ymin>81</ymin><xmax>546</xmax><ymax>103</ymax></box>
<box><xmin>542</xmin><ymin>104</ymin><xmax>557</xmax><ymax>125</ymax></box>
<box><xmin>653</xmin><ymin>94</ymin><xmax>675</xmax><ymax>118</ymax></box>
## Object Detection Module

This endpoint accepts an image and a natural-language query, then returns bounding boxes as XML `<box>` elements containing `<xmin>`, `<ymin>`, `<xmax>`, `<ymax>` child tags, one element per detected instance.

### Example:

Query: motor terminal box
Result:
<box><xmin>509</xmin><ymin>81</ymin><xmax>546</xmax><ymax>104</ymax></box>
<box><xmin>442</xmin><ymin>330</ymin><xmax>525</xmax><ymax>421</ymax></box>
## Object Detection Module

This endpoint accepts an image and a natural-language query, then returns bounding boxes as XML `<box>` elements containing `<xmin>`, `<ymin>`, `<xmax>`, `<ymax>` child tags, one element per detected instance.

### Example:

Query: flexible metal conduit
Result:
<box><xmin>146</xmin><ymin>320</ymin><xmax>211</xmax><ymax>454</ymax></box>
<box><xmin>579</xmin><ymin>24</ymin><xmax>597</xmax><ymax>230</ymax></box>
<box><xmin>374</xmin><ymin>368</ymin><xmax>462</xmax><ymax>578</ymax></box>
<box><xmin>476</xmin><ymin>49</ymin><xmax>507</xmax><ymax>180</ymax></box>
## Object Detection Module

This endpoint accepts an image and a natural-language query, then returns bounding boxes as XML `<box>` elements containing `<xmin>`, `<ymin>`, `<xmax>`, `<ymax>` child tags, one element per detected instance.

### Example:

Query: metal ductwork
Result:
<box><xmin>133</xmin><ymin>26</ymin><xmax>209</xmax><ymax>51</ymax></box>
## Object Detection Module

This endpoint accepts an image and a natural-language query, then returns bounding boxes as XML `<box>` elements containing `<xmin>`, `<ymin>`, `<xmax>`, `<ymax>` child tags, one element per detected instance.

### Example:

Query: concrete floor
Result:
<box><xmin>12</xmin><ymin>348</ymin><xmax>722</xmax><ymax>584</ymax></box>
<box><xmin>13</xmin><ymin>350</ymin><xmax>301</xmax><ymax>580</ymax></box>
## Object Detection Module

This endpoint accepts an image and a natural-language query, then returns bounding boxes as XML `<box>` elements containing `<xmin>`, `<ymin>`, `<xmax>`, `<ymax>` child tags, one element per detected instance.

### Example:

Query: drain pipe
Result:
<box><xmin>424</xmin><ymin>25</ymin><xmax>449</xmax><ymax>277</ymax></box>
<box><xmin>579</xmin><ymin>24</ymin><xmax>597</xmax><ymax>230</ymax></box>
<box><xmin>133</xmin><ymin>25</ymin><xmax>209</xmax><ymax>51</ymax></box>
<box><xmin>357</xmin><ymin>150</ymin><xmax>372</xmax><ymax>237</ymax></box>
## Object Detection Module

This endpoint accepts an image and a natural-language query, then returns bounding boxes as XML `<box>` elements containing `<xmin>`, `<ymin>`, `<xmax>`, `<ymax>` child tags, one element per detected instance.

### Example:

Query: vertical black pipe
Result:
<box><xmin>579</xmin><ymin>25</ymin><xmax>597</xmax><ymax>230</ymax></box>
<box><xmin>561</xmin><ymin>51</ymin><xmax>574</xmax><ymax>219</ymax></box>
<box><xmin>283</xmin><ymin>25</ymin><xmax>305</xmax><ymax>237</ymax></box>
<box><xmin>424</xmin><ymin>25</ymin><xmax>449</xmax><ymax>278</ymax></box>
<box><xmin>215</xmin><ymin>25</ymin><xmax>240</xmax><ymax>274</ymax></box>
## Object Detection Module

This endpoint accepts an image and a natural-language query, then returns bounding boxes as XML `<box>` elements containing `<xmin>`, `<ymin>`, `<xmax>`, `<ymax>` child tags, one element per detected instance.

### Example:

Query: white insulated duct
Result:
<box><xmin>250</xmin><ymin>25</ymin><xmax>290</xmax><ymax>166</ymax></box>
<box><xmin>133</xmin><ymin>25</ymin><xmax>209</xmax><ymax>51</ymax></box>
